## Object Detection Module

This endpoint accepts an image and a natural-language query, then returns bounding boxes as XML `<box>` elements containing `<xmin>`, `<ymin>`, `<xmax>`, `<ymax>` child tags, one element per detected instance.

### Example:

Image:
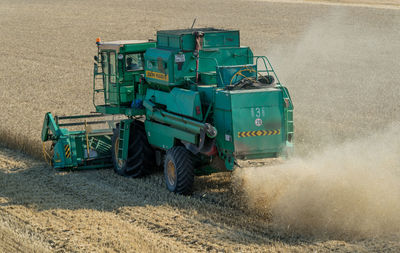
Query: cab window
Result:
<box><xmin>126</xmin><ymin>53</ymin><xmax>144</xmax><ymax>71</ymax></box>
<box><xmin>109</xmin><ymin>52</ymin><xmax>116</xmax><ymax>83</ymax></box>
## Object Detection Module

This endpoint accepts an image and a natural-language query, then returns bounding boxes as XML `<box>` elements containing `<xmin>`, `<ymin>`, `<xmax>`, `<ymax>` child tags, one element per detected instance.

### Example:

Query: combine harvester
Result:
<box><xmin>42</xmin><ymin>28</ymin><xmax>294</xmax><ymax>194</ymax></box>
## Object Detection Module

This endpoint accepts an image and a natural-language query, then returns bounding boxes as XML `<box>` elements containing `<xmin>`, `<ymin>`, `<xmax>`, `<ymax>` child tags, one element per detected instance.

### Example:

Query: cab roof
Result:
<box><xmin>98</xmin><ymin>40</ymin><xmax>153</xmax><ymax>50</ymax></box>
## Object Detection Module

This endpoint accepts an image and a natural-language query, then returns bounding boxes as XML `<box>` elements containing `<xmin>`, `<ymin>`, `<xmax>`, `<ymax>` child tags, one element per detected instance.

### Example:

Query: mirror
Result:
<box><xmin>94</xmin><ymin>55</ymin><xmax>98</xmax><ymax>62</ymax></box>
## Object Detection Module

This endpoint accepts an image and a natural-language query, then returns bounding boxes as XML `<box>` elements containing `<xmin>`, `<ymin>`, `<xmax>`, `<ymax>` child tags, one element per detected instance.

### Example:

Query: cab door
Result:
<box><xmin>101</xmin><ymin>51</ymin><xmax>118</xmax><ymax>105</ymax></box>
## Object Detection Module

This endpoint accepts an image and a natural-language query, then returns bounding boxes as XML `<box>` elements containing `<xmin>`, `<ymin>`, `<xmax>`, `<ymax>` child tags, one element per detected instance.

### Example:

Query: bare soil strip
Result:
<box><xmin>254</xmin><ymin>0</ymin><xmax>400</xmax><ymax>9</ymax></box>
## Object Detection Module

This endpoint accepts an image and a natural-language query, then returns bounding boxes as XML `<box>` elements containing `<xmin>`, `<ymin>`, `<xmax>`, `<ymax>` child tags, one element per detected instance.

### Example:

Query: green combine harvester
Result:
<box><xmin>42</xmin><ymin>28</ymin><xmax>294</xmax><ymax>194</ymax></box>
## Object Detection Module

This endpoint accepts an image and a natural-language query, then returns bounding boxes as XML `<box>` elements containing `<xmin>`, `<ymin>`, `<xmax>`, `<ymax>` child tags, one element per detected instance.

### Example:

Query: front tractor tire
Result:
<box><xmin>164</xmin><ymin>146</ymin><xmax>195</xmax><ymax>195</ymax></box>
<box><xmin>112</xmin><ymin>121</ymin><xmax>155</xmax><ymax>177</ymax></box>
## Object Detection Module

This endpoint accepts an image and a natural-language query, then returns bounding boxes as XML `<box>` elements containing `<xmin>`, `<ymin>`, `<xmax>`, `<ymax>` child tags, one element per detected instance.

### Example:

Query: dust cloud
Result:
<box><xmin>235</xmin><ymin>123</ymin><xmax>400</xmax><ymax>238</ymax></box>
<box><xmin>266</xmin><ymin>8</ymin><xmax>400</xmax><ymax>155</ymax></box>
<box><xmin>235</xmin><ymin>9</ymin><xmax>400</xmax><ymax>238</ymax></box>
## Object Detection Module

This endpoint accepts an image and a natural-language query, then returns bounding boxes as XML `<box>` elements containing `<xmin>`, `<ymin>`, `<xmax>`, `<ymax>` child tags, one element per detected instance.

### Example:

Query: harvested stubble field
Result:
<box><xmin>1</xmin><ymin>0</ymin><xmax>400</xmax><ymax>252</ymax></box>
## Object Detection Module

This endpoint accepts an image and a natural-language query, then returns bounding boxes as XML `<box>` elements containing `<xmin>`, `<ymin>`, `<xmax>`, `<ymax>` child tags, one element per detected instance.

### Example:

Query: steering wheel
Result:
<box><xmin>229</xmin><ymin>67</ymin><xmax>256</xmax><ymax>86</ymax></box>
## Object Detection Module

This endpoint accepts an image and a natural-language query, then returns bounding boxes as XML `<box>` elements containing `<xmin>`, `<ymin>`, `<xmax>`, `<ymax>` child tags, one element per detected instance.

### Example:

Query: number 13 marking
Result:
<box><xmin>255</xmin><ymin>107</ymin><xmax>261</xmax><ymax>118</ymax></box>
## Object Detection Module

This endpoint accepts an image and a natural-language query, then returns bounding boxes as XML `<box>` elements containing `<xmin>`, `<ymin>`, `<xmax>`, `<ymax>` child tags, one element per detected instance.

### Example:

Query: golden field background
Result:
<box><xmin>0</xmin><ymin>0</ymin><xmax>400</xmax><ymax>251</ymax></box>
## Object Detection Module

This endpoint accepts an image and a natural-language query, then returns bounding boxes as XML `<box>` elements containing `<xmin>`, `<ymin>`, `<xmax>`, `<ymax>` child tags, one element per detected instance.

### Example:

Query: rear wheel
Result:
<box><xmin>164</xmin><ymin>146</ymin><xmax>195</xmax><ymax>195</ymax></box>
<box><xmin>111</xmin><ymin>121</ymin><xmax>155</xmax><ymax>177</ymax></box>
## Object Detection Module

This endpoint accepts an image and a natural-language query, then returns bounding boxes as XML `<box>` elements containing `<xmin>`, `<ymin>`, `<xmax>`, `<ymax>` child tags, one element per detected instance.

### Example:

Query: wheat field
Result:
<box><xmin>1</xmin><ymin>0</ymin><xmax>400</xmax><ymax>252</ymax></box>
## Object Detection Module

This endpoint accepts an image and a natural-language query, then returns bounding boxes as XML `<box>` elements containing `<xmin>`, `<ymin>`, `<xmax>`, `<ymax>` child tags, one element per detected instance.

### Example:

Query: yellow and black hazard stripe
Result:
<box><xmin>238</xmin><ymin>129</ymin><xmax>280</xmax><ymax>138</ymax></box>
<box><xmin>64</xmin><ymin>144</ymin><xmax>71</xmax><ymax>158</ymax></box>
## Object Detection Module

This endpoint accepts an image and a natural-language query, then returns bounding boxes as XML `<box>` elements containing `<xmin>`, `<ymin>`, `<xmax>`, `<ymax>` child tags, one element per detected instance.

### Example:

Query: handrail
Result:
<box><xmin>93</xmin><ymin>69</ymin><xmax>104</xmax><ymax>108</ymax></box>
<box><xmin>254</xmin><ymin>56</ymin><xmax>281</xmax><ymax>84</ymax></box>
<box><xmin>254</xmin><ymin>56</ymin><xmax>293</xmax><ymax>109</ymax></box>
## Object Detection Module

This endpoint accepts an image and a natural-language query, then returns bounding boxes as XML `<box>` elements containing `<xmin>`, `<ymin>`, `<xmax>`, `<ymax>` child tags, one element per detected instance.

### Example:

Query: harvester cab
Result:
<box><xmin>42</xmin><ymin>28</ymin><xmax>293</xmax><ymax>195</ymax></box>
<box><xmin>93</xmin><ymin>39</ymin><xmax>156</xmax><ymax>115</ymax></box>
